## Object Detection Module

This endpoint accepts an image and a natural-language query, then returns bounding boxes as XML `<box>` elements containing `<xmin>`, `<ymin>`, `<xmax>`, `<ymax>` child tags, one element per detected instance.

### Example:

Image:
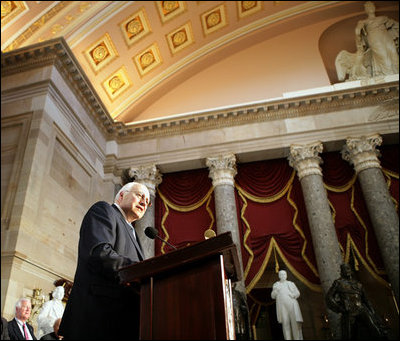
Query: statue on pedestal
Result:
<box><xmin>335</xmin><ymin>1</ymin><xmax>398</xmax><ymax>82</ymax></box>
<box><xmin>326</xmin><ymin>263</ymin><xmax>389</xmax><ymax>339</ymax></box>
<box><xmin>271</xmin><ymin>270</ymin><xmax>303</xmax><ymax>340</ymax></box>
<box><xmin>37</xmin><ymin>286</ymin><xmax>65</xmax><ymax>339</ymax></box>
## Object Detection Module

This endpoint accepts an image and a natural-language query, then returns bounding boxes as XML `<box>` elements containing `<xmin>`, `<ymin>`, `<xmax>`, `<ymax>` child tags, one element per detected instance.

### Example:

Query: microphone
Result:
<box><xmin>144</xmin><ymin>227</ymin><xmax>177</xmax><ymax>250</ymax></box>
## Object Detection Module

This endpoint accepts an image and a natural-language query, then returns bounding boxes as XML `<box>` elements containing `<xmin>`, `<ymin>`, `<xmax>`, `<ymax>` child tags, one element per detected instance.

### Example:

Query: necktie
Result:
<box><xmin>23</xmin><ymin>323</ymin><xmax>29</xmax><ymax>340</ymax></box>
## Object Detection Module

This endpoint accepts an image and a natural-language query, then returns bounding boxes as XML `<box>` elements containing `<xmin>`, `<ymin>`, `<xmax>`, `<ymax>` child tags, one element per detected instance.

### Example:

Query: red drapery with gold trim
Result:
<box><xmin>234</xmin><ymin>158</ymin><xmax>320</xmax><ymax>292</ymax></box>
<box><xmin>154</xmin><ymin>168</ymin><xmax>215</xmax><ymax>255</ymax></box>
<box><xmin>153</xmin><ymin>146</ymin><xmax>398</xmax><ymax>291</ymax></box>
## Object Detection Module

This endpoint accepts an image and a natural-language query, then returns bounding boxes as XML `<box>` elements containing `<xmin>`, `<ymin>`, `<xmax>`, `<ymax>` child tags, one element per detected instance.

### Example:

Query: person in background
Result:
<box><xmin>40</xmin><ymin>318</ymin><xmax>63</xmax><ymax>340</ymax></box>
<box><xmin>7</xmin><ymin>298</ymin><xmax>37</xmax><ymax>340</ymax></box>
<box><xmin>58</xmin><ymin>182</ymin><xmax>151</xmax><ymax>340</ymax></box>
<box><xmin>2</xmin><ymin>316</ymin><xmax>10</xmax><ymax>340</ymax></box>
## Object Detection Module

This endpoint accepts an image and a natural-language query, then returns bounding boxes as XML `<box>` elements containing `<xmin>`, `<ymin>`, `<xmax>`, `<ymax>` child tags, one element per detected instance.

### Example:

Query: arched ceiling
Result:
<box><xmin>1</xmin><ymin>1</ymin><xmax>397</xmax><ymax>125</ymax></box>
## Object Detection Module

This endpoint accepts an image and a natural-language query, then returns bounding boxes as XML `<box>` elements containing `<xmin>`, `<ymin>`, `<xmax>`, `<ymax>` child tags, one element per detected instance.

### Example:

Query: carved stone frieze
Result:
<box><xmin>206</xmin><ymin>153</ymin><xmax>237</xmax><ymax>187</ymax></box>
<box><xmin>368</xmin><ymin>97</ymin><xmax>399</xmax><ymax>121</ymax></box>
<box><xmin>288</xmin><ymin>141</ymin><xmax>323</xmax><ymax>180</ymax></box>
<box><xmin>341</xmin><ymin>134</ymin><xmax>382</xmax><ymax>173</ymax></box>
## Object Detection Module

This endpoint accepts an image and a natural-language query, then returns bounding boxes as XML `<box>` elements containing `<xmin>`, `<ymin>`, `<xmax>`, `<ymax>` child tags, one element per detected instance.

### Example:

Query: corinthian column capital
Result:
<box><xmin>288</xmin><ymin>141</ymin><xmax>323</xmax><ymax>180</ymax></box>
<box><xmin>341</xmin><ymin>134</ymin><xmax>382</xmax><ymax>173</ymax></box>
<box><xmin>206</xmin><ymin>153</ymin><xmax>237</xmax><ymax>187</ymax></box>
<box><xmin>129</xmin><ymin>164</ymin><xmax>162</xmax><ymax>196</ymax></box>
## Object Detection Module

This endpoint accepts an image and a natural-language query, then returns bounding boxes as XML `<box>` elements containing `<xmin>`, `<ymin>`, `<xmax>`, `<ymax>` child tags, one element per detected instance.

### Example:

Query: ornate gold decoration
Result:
<box><xmin>120</xmin><ymin>8</ymin><xmax>151</xmax><ymax>48</ymax></box>
<box><xmin>204</xmin><ymin>229</ymin><xmax>216</xmax><ymax>239</ymax></box>
<box><xmin>166</xmin><ymin>21</ymin><xmax>194</xmax><ymax>55</ymax></box>
<box><xmin>127</xmin><ymin>19</ymin><xmax>142</xmax><ymax>35</ymax></box>
<box><xmin>79</xmin><ymin>2</ymin><xmax>91</xmax><ymax>13</ymax></box>
<box><xmin>134</xmin><ymin>43</ymin><xmax>162</xmax><ymax>77</ymax></box>
<box><xmin>1</xmin><ymin>1</ymin><xmax>14</xmax><ymax>18</ymax></box>
<box><xmin>237</xmin><ymin>1</ymin><xmax>263</xmax><ymax>19</ymax></box>
<box><xmin>92</xmin><ymin>44</ymin><xmax>109</xmax><ymax>63</ymax></box>
<box><xmin>141</xmin><ymin>52</ymin><xmax>154</xmax><ymax>67</ymax></box>
<box><xmin>28</xmin><ymin>288</ymin><xmax>45</xmax><ymax>325</ymax></box>
<box><xmin>201</xmin><ymin>4</ymin><xmax>227</xmax><ymax>36</ymax></box>
<box><xmin>102</xmin><ymin>66</ymin><xmax>132</xmax><ymax>101</ymax></box>
<box><xmin>83</xmin><ymin>33</ymin><xmax>118</xmax><ymax>74</ymax></box>
<box><xmin>1</xmin><ymin>1</ymin><xmax>27</xmax><ymax>27</ymax></box>
<box><xmin>51</xmin><ymin>23</ymin><xmax>64</xmax><ymax>35</ymax></box>
<box><xmin>155</xmin><ymin>1</ymin><xmax>186</xmax><ymax>24</ymax></box>
<box><xmin>2</xmin><ymin>2</ymin><xmax>70</xmax><ymax>52</ymax></box>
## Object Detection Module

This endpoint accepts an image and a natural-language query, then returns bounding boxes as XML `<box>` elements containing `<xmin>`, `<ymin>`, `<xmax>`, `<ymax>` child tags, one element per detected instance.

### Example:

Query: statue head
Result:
<box><xmin>340</xmin><ymin>263</ymin><xmax>353</xmax><ymax>279</ymax></box>
<box><xmin>52</xmin><ymin>286</ymin><xmax>65</xmax><ymax>300</ymax></box>
<box><xmin>278</xmin><ymin>270</ymin><xmax>287</xmax><ymax>281</ymax></box>
<box><xmin>364</xmin><ymin>1</ymin><xmax>376</xmax><ymax>15</ymax></box>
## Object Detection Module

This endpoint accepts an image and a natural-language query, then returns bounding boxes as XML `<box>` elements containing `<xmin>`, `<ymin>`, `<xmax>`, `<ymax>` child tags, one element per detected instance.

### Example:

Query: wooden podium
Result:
<box><xmin>118</xmin><ymin>232</ymin><xmax>241</xmax><ymax>340</ymax></box>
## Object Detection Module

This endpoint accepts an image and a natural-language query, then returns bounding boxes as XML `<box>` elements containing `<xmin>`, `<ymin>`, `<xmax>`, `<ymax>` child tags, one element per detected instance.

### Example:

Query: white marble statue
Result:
<box><xmin>37</xmin><ymin>286</ymin><xmax>65</xmax><ymax>339</ymax></box>
<box><xmin>335</xmin><ymin>1</ymin><xmax>398</xmax><ymax>82</ymax></box>
<box><xmin>271</xmin><ymin>270</ymin><xmax>303</xmax><ymax>340</ymax></box>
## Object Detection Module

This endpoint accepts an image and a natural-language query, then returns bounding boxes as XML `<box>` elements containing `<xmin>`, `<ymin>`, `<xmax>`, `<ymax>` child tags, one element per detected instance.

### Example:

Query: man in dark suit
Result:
<box><xmin>8</xmin><ymin>298</ymin><xmax>37</xmax><ymax>340</ymax></box>
<box><xmin>2</xmin><ymin>316</ymin><xmax>10</xmax><ymax>340</ymax></box>
<box><xmin>59</xmin><ymin>182</ymin><xmax>151</xmax><ymax>340</ymax></box>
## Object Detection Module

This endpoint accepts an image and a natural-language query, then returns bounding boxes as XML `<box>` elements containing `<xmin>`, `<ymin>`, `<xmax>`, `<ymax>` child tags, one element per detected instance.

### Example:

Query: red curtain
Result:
<box><xmin>234</xmin><ymin>159</ymin><xmax>320</xmax><ymax>292</ymax></box>
<box><xmin>153</xmin><ymin>145</ymin><xmax>398</xmax><ymax>290</ymax></box>
<box><xmin>154</xmin><ymin>168</ymin><xmax>215</xmax><ymax>255</ymax></box>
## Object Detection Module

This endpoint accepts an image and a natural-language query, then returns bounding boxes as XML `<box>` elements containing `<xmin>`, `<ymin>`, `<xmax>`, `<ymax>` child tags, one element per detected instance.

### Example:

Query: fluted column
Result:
<box><xmin>288</xmin><ymin>141</ymin><xmax>342</xmax><ymax>339</ymax></box>
<box><xmin>342</xmin><ymin>134</ymin><xmax>399</xmax><ymax>303</ymax></box>
<box><xmin>129</xmin><ymin>164</ymin><xmax>162</xmax><ymax>259</ymax></box>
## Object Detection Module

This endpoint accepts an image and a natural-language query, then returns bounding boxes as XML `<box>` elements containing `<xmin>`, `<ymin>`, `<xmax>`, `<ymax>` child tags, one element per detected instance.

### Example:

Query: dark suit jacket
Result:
<box><xmin>59</xmin><ymin>202</ymin><xmax>144</xmax><ymax>340</ymax></box>
<box><xmin>8</xmin><ymin>318</ymin><xmax>37</xmax><ymax>340</ymax></box>
<box><xmin>2</xmin><ymin>317</ymin><xmax>10</xmax><ymax>340</ymax></box>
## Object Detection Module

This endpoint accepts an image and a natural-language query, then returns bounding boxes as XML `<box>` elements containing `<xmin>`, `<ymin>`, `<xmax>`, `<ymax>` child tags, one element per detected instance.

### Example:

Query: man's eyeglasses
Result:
<box><xmin>126</xmin><ymin>191</ymin><xmax>152</xmax><ymax>206</ymax></box>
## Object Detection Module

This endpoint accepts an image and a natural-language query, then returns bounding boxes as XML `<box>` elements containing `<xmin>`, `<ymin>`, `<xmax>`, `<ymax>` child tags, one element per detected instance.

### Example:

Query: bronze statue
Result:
<box><xmin>326</xmin><ymin>263</ymin><xmax>388</xmax><ymax>339</ymax></box>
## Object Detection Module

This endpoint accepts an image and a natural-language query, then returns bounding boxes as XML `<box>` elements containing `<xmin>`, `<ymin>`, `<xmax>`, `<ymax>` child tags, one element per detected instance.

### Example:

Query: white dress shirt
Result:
<box><xmin>15</xmin><ymin>318</ymin><xmax>33</xmax><ymax>340</ymax></box>
<box><xmin>114</xmin><ymin>203</ymin><xmax>137</xmax><ymax>240</ymax></box>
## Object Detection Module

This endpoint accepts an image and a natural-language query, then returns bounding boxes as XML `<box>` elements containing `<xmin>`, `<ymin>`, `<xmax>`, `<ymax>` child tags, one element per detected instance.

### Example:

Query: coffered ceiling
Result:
<box><xmin>1</xmin><ymin>1</ymin><xmax>397</xmax><ymax>125</ymax></box>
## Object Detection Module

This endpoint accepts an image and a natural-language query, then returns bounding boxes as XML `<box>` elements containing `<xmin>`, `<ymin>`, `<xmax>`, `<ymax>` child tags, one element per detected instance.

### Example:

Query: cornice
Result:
<box><xmin>118</xmin><ymin>81</ymin><xmax>398</xmax><ymax>141</ymax></box>
<box><xmin>1</xmin><ymin>37</ymin><xmax>121</xmax><ymax>136</ymax></box>
<box><xmin>1</xmin><ymin>38</ymin><xmax>399</xmax><ymax>143</ymax></box>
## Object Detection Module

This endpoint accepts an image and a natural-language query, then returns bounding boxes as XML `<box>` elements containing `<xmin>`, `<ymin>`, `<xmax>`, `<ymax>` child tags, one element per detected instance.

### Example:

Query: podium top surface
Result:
<box><xmin>118</xmin><ymin>231</ymin><xmax>241</xmax><ymax>285</ymax></box>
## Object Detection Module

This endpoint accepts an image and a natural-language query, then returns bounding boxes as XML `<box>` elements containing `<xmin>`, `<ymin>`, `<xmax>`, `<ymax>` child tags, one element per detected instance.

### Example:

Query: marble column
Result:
<box><xmin>342</xmin><ymin>134</ymin><xmax>399</xmax><ymax>304</ymax></box>
<box><xmin>288</xmin><ymin>141</ymin><xmax>342</xmax><ymax>339</ymax></box>
<box><xmin>206</xmin><ymin>153</ymin><xmax>251</xmax><ymax>339</ymax></box>
<box><xmin>206</xmin><ymin>154</ymin><xmax>244</xmax><ymax>283</ymax></box>
<box><xmin>129</xmin><ymin>164</ymin><xmax>162</xmax><ymax>259</ymax></box>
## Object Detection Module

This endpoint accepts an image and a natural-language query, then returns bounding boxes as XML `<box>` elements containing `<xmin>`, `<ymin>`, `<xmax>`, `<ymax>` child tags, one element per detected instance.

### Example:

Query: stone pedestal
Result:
<box><xmin>129</xmin><ymin>164</ymin><xmax>162</xmax><ymax>259</ymax></box>
<box><xmin>342</xmin><ymin>134</ymin><xmax>399</xmax><ymax>303</ymax></box>
<box><xmin>289</xmin><ymin>141</ymin><xmax>342</xmax><ymax>339</ymax></box>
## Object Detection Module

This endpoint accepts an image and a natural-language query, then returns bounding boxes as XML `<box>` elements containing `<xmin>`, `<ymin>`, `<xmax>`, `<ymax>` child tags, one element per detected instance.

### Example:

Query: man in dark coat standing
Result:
<box><xmin>59</xmin><ymin>182</ymin><xmax>151</xmax><ymax>340</ymax></box>
<box><xmin>2</xmin><ymin>316</ymin><xmax>10</xmax><ymax>340</ymax></box>
<box><xmin>8</xmin><ymin>298</ymin><xmax>37</xmax><ymax>340</ymax></box>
